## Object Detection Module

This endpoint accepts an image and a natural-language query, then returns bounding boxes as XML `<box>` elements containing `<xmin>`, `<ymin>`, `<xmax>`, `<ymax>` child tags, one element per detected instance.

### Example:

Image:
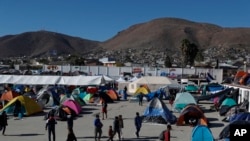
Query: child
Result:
<box><xmin>107</xmin><ymin>125</ymin><xmax>113</xmax><ymax>141</ymax></box>
<box><xmin>164</xmin><ymin>124</ymin><xmax>172</xmax><ymax>141</ymax></box>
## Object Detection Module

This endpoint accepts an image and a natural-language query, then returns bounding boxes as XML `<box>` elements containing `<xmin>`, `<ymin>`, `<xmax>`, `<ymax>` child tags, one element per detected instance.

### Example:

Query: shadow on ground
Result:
<box><xmin>209</xmin><ymin>122</ymin><xmax>225</xmax><ymax>128</ymax></box>
<box><xmin>77</xmin><ymin>135</ymin><xmax>159</xmax><ymax>141</ymax></box>
<box><xmin>5</xmin><ymin>133</ymin><xmax>44</xmax><ymax>136</ymax></box>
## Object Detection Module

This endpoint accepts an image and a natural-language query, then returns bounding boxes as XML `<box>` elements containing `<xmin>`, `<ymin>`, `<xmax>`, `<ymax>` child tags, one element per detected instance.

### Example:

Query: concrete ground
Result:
<box><xmin>1</xmin><ymin>99</ymin><xmax>228</xmax><ymax>141</ymax></box>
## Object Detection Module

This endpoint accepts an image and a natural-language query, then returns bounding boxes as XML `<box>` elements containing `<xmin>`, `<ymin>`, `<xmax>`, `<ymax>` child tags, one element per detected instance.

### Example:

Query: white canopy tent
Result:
<box><xmin>128</xmin><ymin>76</ymin><xmax>179</xmax><ymax>94</ymax></box>
<box><xmin>0</xmin><ymin>75</ymin><xmax>113</xmax><ymax>86</ymax></box>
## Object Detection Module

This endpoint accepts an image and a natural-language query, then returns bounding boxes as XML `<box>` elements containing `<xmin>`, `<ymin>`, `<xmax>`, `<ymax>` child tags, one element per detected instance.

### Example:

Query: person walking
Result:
<box><xmin>101</xmin><ymin>100</ymin><xmax>108</xmax><ymax>120</ymax></box>
<box><xmin>107</xmin><ymin>125</ymin><xmax>114</xmax><ymax>141</ymax></box>
<box><xmin>113</xmin><ymin>116</ymin><xmax>121</xmax><ymax>140</ymax></box>
<box><xmin>118</xmin><ymin>115</ymin><xmax>124</xmax><ymax>139</ymax></box>
<box><xmin>45</xmin><ymin>113</ymin><xmax>57</xmax><ymax>141</ymax></box>
<box><xmin>138</xmin><ymin>93</ymin><xmax>143</xmax><ymax>106</ymax></box>
<box><xmin>134</xmin><ymin>112</ymin><xmax>142</xmax><ymax>138</ymax></box>
<box><xmin>66</xmin><ymin>114</ymin><xmax>77</xmax><ymax>141</ymax></box>
<box><xmin>94</xmin><ymin>115</ymin><xmax>103</xmax><ymax>141</ymax></box>
<box><xmin>0</xmin><ymin>111</ymin><xmax>8</xmax><ymax>135</ymax></box>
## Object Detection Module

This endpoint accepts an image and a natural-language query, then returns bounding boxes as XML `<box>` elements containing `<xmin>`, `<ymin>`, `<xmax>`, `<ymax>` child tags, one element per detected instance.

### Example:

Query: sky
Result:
<box><xmin>0</xmin><ymin>0</ymin><xmax>250</xmax><ymax>41</ymax></box>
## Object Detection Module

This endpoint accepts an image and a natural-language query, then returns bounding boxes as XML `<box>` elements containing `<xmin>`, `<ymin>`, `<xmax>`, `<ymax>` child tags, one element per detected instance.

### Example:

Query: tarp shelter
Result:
<box><xmin>197</xmin><ymin>88</ymin><xmax>232</xmax><ymax>103</ymax></box>
<box><xmin>172</xmin><ymin>92</ymin><xmax>197</xmax><ymax>112</ymax></box>
<box><xmin>142</xmin><ymin>97</ymin><xmax>177</xmax><ymax>124</ymax></box>
<box><xmin>176</xmin><ymin>105</ymin><xmax>208</xmax><ymax>126</ymax></box>
<box><xmin>128</xmin><ymin>76</ymin><xmax>178</xmax><ymax>94</ymax></box>
<box><xmin>191</xmin><ymin>125</ymin><xmax>214</xmax><ymax>141</ymax></box>
<box><xmin>0</xmin><ymin>96</ymin><xmax>43</xmax><ymax>116</ymax></box>
<box><xmin>62</xmin><ymin>99</ymin><xmax>82</xmax><ymax>115</ymax></box>
<box><xmin>1</xmin><ymin>90</ymin><xmax>20</xmax><ymax>102</ymax></box>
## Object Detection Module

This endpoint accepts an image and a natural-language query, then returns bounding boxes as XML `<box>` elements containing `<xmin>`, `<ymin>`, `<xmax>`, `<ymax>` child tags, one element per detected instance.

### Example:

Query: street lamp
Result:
<box><xmin>244</xmin><ymin>61</ymin><xmax>247</xmax><ymax>72</ymax></box>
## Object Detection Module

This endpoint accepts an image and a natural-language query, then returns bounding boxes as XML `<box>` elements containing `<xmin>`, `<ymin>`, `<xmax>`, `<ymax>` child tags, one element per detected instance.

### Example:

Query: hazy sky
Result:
<box><xmin>1</xmin><ymin>0</ymin><xmax>250</xmax><ymax>41</ymax></box>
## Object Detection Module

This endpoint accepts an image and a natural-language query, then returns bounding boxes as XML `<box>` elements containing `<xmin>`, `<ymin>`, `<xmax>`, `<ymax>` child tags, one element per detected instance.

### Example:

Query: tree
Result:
<box><xmin>180</xmin><ymin>39</ymin><xmax>199</xmax><ymax>67</ymax></box>
<box><xmin>195</xmin><ymin>50</ymin><xmax>204</xmax><ymax>64</ymax></box>
<box><xmin>164</xmin><ymin>55</ymin><xmax>172</xmax><ymax>68</ymax></box>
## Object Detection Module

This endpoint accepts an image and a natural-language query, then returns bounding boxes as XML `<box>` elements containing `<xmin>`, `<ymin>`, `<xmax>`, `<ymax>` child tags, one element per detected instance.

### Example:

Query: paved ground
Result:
<box><xmin>1</xmin><ymin>99</ymin><xmax>228</xmax><ymax>141</ymax></box>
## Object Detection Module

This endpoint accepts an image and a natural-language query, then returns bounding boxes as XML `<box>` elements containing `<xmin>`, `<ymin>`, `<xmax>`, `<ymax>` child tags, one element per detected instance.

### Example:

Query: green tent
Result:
<box><xmin>71</xmin><ymin>94</ymin><xmax>86</xmax><ymax>106</ymax></box>
<box><xmin>172</xmin><ymin>92</ymin><xmax>197</xmax><ymax>112</ymax></box>
<box><xmin>221</xmin><ymin>98</ymin><xmax>236</xmax><ymax>107</ymax></box>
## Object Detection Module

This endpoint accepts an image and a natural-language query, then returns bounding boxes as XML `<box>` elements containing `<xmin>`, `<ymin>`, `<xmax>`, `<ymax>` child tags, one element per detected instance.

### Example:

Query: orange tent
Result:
<box><xmin>234</xmin><ymin>71</ymin><xmax>247</xmax><ymax>83</ymax></box>
<box><xmin>106</xmin><ymin>90</ymin><xmax>119</xmax><ymax>100</ymax></box>
<box><xmin>239</xmin><ymin>73</ymin><xmax>250</xmax><ymax>85</ymax></box>
<box><xmin>1</xmin><ymin>90</ymin><xmax>20</xmax><ymax>101</ymax></box>
<box><xmin>176</xmin><ymin>105</ymin><xmax>208</xmax><ymax>126</ymax></box>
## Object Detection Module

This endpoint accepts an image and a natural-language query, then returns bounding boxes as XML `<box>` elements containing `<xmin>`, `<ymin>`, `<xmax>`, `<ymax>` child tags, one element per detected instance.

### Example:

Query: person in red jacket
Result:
<box><xmin>159</xmin><ymin>124</ymin><xmax>172</xmax><ymax>141</ymax></box>
<box><xmin>164</xmin><ymin>125</ymin><xmax>172</xmax><ymax>141</ymax></box>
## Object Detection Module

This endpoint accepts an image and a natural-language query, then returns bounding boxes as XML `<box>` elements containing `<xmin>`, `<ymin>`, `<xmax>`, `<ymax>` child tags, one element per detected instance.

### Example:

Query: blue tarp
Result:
<box><xmin>229</xmin><ymin>112</ymin><xmax>250</xmax><ymax>123</ymax></box>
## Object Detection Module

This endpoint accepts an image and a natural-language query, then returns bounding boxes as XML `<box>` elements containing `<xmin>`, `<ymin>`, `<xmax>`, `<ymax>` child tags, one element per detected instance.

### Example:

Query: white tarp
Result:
<box><xmin>0</xmin><ymin>75</ymin><xmax>113</xmax><ymax>86</ymax></box>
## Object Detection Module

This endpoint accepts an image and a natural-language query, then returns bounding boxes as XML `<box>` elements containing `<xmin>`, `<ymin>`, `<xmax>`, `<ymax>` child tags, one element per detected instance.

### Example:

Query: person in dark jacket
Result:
<box><xmin>112</xmin><ymin>116</ymin><xmax>121</xmax><ymax>140</ymax></box>
<box><xmin>94</xmin><ymin>114</ymin><xmax>103</xmax><ymax>141</ymax></box>
<box><xmin>138</xmin><ymin>93</ymin><xmax>143</xmax><ymax>106</ymax></box>
<box><xmin>134</xmin><ymin>112</ymin><xmax>142</xmax><ymax>138</ymax></box>
<box><xmin>0</xmin><ymin>111</ymin><xmax>8</xmax><ymax>135</ymax></box>
<box><xmin>66</xmin><ymin>114</ymin><xmax>77</xmax><ymax>141</ymax></box>
<box><xmin>45</xmin><ymin>113</ymin><xmax>57</xmax><ymax>141</ymax></box>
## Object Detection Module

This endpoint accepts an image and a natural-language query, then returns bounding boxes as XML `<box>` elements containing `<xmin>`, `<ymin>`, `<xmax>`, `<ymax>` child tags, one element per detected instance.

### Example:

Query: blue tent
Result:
<box><xmin>219</xmin><ymin>120</ymin><xmax>250</xmax><ymax>140</ymax></box>
<box><xmin>229</xmin><ymin>112</ymin><xmax>250</xmax><ymax>123</ymax></box>
<box><xmin>142</xmin><ymin>97</ymin><xmax>176</xmax><ymax>124</ymax></box>
<box><xmin>191</xmin><ymin>125</ymin><xmax>214</xmax><ymax>141</ymax></box>
<box><xmin>146</xmin><ymin>89</ymin><xmax>166</xmax><ymax>101</ymax></box>
<box><xmin>172</xmin><ymin>92</ymin><xmax>197</xmax><ymax>112</ymax></box>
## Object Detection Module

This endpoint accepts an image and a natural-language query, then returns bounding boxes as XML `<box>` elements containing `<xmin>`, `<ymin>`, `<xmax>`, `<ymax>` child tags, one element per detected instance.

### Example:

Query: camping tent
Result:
<box><xmin>142</xmin><ymin>97</ymin><xmax>177</xmax><ymax>124</ymax></box>
<box><xmin>219</xmin><ymin>98</ymin><xmax>237</xmax><ymax>116</ymax></box>
<box><xmin>128</xmin><ymin>76</ymin><xmax>178</xmax><ymax>94</ymax></box>
<box><xmin>172</xmin><ymin>92</ymin><xmax>197</xmax><ymax>112</ymax></box>
<box><xmin>219</xmin><ymin>120</ymin><xmax>250</xmax><ymax>140</ymax></box>
<box><xmin>191</xmin><ymin>125</ymin><xmax>214</xmax><ymax>141</ymax></box>
<box><xmin>62</xmin><ymin>99</ymin><xmax>82</xmax><ymax>115</ymax></box>
<box><xmin>106</xmin><ymin>89</ymin><xmax>119</xmax><ymax>101</ymax></box>
<box><xmin>0</xmin><ymin>95</ymin><xmax>43</xmax><ymax>116</ymax></box>
<box><xmin>176</xmin><ymin>105</ymin><xmax>208</xmax><ymax>126</ymax></box>
<box><xmin>229</xmin><ymin>112</ymin><xmax>250</xmax><ymax>123</ymax></box>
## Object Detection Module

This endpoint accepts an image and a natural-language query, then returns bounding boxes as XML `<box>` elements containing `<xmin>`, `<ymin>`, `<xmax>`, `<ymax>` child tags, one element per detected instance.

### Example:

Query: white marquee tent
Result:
<box><xmin>0</xmin><ymin>75</ymin><xmax>113</xmax><ymax>86</ymax></box>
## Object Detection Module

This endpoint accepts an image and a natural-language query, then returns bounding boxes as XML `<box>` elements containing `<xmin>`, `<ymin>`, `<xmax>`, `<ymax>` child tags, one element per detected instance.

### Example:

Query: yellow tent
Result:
<box><xmin>0</xmin><ymin>95</ymin><xmax>43</xmax><ymax>116</ymax></box>
<box><xmin>134</xmin><ymin>87</ymin><xmax>150</xmax><ymax>96</ymax></box>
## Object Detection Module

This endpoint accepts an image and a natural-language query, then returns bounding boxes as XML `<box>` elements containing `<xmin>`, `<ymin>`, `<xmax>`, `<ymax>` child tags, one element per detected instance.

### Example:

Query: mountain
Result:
<box><xmin>100</xmin><ymin>18</ymin><xmax>250</xmax><ymax>54</ymax></box>
<box><xmin>1</xmin><ymin>17</ymin><xmax>250</xmax><ymax>59</ymax></box>
<box><xmin>0</xmin><ymin>31</ymin><xmax>100</xmax><ymax>58</ymax></box>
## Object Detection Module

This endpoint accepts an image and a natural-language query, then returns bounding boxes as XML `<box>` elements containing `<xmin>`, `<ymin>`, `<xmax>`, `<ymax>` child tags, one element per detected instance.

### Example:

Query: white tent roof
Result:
<box><xmin>0</xmin><ymin>75</ymin><xmax>113</xmax><ymax>86</ymax></box>
<box><xmin>116</xmin><ymin>77</ymin><xmax>126</xmax><ymax>82</ymax></box>
<box><xmin>131</xmin><ymin>76</ymin><xmax>178</xmax><ymax>85</ymax></box>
